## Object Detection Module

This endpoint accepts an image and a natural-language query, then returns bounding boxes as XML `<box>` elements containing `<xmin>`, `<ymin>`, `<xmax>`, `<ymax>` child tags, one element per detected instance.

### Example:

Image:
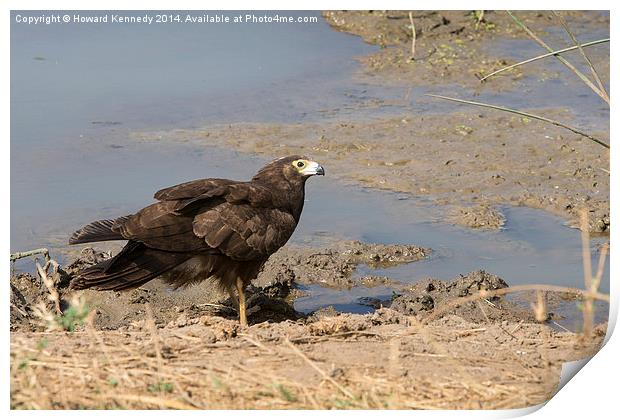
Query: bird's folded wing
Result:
<box><xmin>193</xmin><ymin>203</ymin><xmax>297</xmax><ymax>261</ymax></box>
<box><xmin>154</xmin><ymin>178</ymin><xmax>235</xmax><ymax>201</ymax></box>
<box><xmin>156</xmin><ymin>180</ymin><xmax>277</xmax><ymax>213</ymax></box>
<box><xmin>121</xmin><ymin>180</ymin><xmax>292</xmax><ymax>257</ymax></box>
<box><xmin>114</xmin><ymin>201</ymin><xmax>211</xmax><ymax>252</ymax></box>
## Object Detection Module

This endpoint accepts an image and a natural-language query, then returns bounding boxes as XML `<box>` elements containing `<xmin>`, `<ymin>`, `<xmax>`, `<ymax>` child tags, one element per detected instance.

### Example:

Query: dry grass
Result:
<box><xmin>11</xmin><ymin>305</ymin><xmax>606</xmax><ymax>410</ymax></box>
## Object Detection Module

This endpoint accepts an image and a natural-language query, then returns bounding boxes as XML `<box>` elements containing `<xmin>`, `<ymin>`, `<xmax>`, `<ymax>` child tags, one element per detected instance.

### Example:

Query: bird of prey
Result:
<box><xmin>69</xmin><ymin>155</ymin><xmax>325</xmax><ymax>325</ymax></box>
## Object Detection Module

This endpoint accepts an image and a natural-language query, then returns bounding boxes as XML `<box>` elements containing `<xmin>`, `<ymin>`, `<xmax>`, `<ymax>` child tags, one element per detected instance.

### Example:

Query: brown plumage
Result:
<box><xmin>69</xmin><ymin>155</ymin><xmax>325</xmax><ymax>325</ymax></box>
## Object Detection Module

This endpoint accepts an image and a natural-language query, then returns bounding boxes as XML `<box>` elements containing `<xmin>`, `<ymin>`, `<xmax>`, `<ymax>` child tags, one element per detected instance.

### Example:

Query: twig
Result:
<box><xmin>551</xmin><ymin>321</ymin><xmax>571</xmax><ymax>333</ymax></box>
<box><xmin>506</xmin><ymin>11</ymin><xmax>609</xmax><ymax>105</ymax></box>
<box><xmin>580</xmin><ymin>210</ymin><xmax>594</xmax><ymax>338</ymax></box>
<box><xmin>422</xmin><ymin>283</ymin><xmax>609</xmax><ymax>324</ymax></box>
<box><xmin>593</xmin><ymin>242</ymin><xmax>609</xmax><ymax>291</ymax></box>
<box><xmin>10</xmin><ymin>248</ymin><xmax>50</xmax><ymax>262</ymax></box>
<box><xmin>580</xmin><ymin>211</ymin><xmax>593</xmax><ymax>291</ymax></box>
<box><xmin>509</xmin><ymin>320</ymin><xmax>524</xmax><ymax>335</ymax></box>
<box><xmin>425</xmin><ymin>94</ymin><xmax>609</xmax><ymax>149</ymax></box>
<box><xmin>35</xmin><ymin>258</ymin><xmax>62</xmax><ymax>315</ymax></box>
<box><xmin>196</xmin><ymin>302</ymin><xmax>236</xmax><ymax>311</ymax></box>
<box><xmin>408</xmin><ymin>12</ymin><xmax>416</xmax><ymax>60</ymax></box>
<box><xmin>11</xmin><ymin>300</ymin><xmax>29</xmax><ymax>317</ymax></box>
<box><xmin>553</xmin><ymin>11</ymin><xmax>609</xmax><ymax>102</ymax></box>
<box><xmin>479</xmin><ymin>38</ymin><xmax>609</xmax><ymax>82</ymax></box>
<box><xmin>475</xmin><ymin>10</ymin><xmax>485</xmax><ymax>30</ymax></box>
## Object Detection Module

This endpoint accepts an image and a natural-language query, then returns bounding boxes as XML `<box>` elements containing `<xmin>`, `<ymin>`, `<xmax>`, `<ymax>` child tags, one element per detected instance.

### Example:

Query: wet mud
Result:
<box><xmin>137</xmin><ymin>107</ymin><xmax>609</xmax><ymax>232</ymax></box>
<box><xmin>323</xmin><ymin>11</ymin><xmax>610</xmax><ymax>88</ymax></box>
<box><xmin>11</xmin><ymin>243</ymin><xmax>589</xmax><ymax>333</ymax></box>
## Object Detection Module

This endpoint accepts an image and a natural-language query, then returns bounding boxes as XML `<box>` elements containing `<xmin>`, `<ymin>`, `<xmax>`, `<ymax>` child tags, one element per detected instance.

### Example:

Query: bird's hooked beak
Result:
<box><xmin>301</xmin><ymin>161</ymin><xmax>325</xmax><ymax>176</ymax></box>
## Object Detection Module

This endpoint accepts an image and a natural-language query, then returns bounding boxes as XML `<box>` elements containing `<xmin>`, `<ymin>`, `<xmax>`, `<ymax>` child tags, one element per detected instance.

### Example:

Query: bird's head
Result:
<box><xmin>253</xmin><ymin>155</ymin><xmax>325</xmax><ymax>184</ymax></box>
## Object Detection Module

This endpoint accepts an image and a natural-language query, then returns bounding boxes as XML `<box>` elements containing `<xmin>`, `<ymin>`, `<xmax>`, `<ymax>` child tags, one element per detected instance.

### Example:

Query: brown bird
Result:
<box><xmin>69</xmin><ymin>155</ymin><xmax>324</xmax><ymax>325</ymax></box>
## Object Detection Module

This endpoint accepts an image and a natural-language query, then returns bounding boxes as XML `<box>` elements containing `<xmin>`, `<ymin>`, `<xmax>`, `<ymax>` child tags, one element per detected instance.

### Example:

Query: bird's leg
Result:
<box><xmin>236</xmin><ymin>277</ymin><xmax>247</xmax><ymax>326</ymax></box>
<box><xmin>225</xmin><ymin>283</ymin><xmax>239</xmax><ymax>311</ymax></box>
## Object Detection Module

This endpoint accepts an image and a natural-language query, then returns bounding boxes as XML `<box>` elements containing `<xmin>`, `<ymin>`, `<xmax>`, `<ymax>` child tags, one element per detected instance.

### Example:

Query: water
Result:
<box><xmin>10</xmin><ymin>10</ymin><xmax>375</xmax><ymax>251</ymax></box>
<box><xmin>296</xmin><ymin>180</ymin><xmax>609</xmax><ymax>318</ymax></box>
<box><xmin>10</xmin><ymin>11</ymin><xmax>609</xmax><ymax>325</ymax></box>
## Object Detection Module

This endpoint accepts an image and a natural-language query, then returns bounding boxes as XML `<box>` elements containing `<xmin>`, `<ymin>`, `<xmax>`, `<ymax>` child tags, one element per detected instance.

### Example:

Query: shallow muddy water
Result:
<box><xmin>10</xmin><ymin>10</ymin><xmax>375</xmax><ymax>252</ymax></box>
<box><xmin>11</xmin><ymin>11</ymin><xmax>609</xmax><ymax>326</ymax></box>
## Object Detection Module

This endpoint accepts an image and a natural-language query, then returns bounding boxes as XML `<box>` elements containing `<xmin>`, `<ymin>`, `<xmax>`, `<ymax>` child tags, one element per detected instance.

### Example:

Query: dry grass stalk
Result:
<box><xmin>10</xmin><ymin>248</ymin><xmax>50</xmax><ymax>262</ymax></box>
<box><xmin>35</xmin><ymin>258</ymin><xmax>62</xmax><ymax>315</ymax></box>
<box><xmin>579</xmin><ymin>210</ymin><xmax>609</xmax><ymax>339</ymax></box>
<box><xmin>531</xmin><ymin>291</ymin><xmax>547</xmax><ymax>323</ymax></box>
<box><xmin>475</xmin><ymin>10</ymin><xmax>485</xmax><ymax>30</ymax></box>
<box><xmin>580</xmin><ymin>210</ymin><xmax>594</xmax><ymax>338</ymax></box>
<box><xmin>422</xmin><ymin>283</ymin><xmax>609</xmax><ymax>325</ymax></box>
<box><xmin>283</xmin><ymin>338</ymin><xmax>355</xmax><ymax>400</ymax></box>
<box><xmin>11</xmin><ymin>309</ymin><xmax>605</xmax><ymax>409</ymax></box>
<box><xmin>593</xmin><ymin>242</ymin><xmax>609</xmax><ymax>291</ymax></box>
<box><xmin>552</xmin><ymin>11</ymin><xmax>609</xmax><ymax>102</ymax></box>
<box><xmin>405</xmin><ymin>314</ymin><xmax>498</xmax><ymax>406</ymax></box>
<box><xmin>408</xmin><ymin>12</ymin><xmax>416</xmax><ymax>60</ymax></box>
<box><xmin>479</xmin><ymin>38</ymin><xmax>609</xmax><ymax>82</ymax></box>
<box><xmin>506</xmin><ymin>11</ymin><xmax>609</xmax><ymax>105</ymax></box>
<box><xmin>425</xmin><ymin>94</ymin><xmax>609</xmax><ymax>149</ymax></box>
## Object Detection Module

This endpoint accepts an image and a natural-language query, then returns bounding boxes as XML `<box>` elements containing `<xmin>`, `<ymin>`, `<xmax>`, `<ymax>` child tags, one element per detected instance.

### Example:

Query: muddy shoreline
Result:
<box><xmin>10</xmin><ymin>243</ymin><xmax>606</xmax><ymax>409</ymax></box>
<box><xmin>124</xmin><ymin>13</ymin><xmax>610</xmax><ymax>233</ymax></box>
<box><xmin>323</xmin><ymin>11</ymin><xmax>610</xmax><ymax>89</ymax></box>
<box><xmin>134</xmin><ymin>107</ymin><xmax>609</xmax><ymax>233</ymax></box>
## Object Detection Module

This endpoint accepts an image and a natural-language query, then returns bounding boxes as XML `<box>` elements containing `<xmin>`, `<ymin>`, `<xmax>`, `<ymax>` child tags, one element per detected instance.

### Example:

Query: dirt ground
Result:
<box><xmin>10</xmin><ymin>244</ymin><xmax>606</xmax><ymax>409</ymax></box>
<box><xmin>10</xmin><ymin>10</ymin><xmax>610</xmax><ymax>410</ymax></box>
<box><xmin>10</xmin><ymin>299</ymin><xmax>606</xmax><ymax>409</ymax></box>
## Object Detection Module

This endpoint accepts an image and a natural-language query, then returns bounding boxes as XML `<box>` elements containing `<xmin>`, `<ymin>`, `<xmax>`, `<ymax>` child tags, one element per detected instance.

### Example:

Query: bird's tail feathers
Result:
<box><xmin>69</xmin><ymin>241</ymin><xmax>191</xmax><ymax>291</ymax></box>
<box><xmin>69</xmin><ymin>216</ymin><xmax>130</xmax><ymax>245</ymax></box>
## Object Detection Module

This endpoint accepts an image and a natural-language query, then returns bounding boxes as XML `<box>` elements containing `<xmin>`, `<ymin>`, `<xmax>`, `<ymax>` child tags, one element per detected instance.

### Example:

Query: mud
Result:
<box><xmin>323</xmin><ymin>11</ymin><xmax>610</xmax><ymax>88</ymax></box>
<box><xmin>10</xmin><ymin>242</ymin><xmax>426</xmax><ymax>331</ymax></box>
<box><xmin>137</xmin><ymin>107</ymin><xmax>609</xmax><ymax>232</ymax></box>
<box><xmin>446</xmin><ymin>204</ymin><xmax>506</xmax><ymax>230</ymax></box>
<box><xmin>11</xmin><ymin>241</ymin><xmax>607</xmax><ymax>409</ymax></box>
<box><xmin>11</xmin><ymin>244</ymin><xmax>581</xmax><ymax>333</ymax></box>
<box><xmin>391</xmin><ymin>270</ymin><xmax>536</xmax><ymax>323</ymax></box>
<box><xmin>258</xmin><ymin>241</ymin><xmax>428</xmax><ymax>288</ymax></box>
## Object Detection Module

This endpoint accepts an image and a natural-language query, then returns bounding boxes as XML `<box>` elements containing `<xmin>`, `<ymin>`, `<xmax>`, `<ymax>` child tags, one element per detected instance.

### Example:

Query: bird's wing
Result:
<box><xmin>193</xmin><ymin>202</ymin><xmax>297</xmax><ymax>261</ymax></box>
<box><xmin>114</xmin><ymin>200</ymin><xmax>215</xmax><ymax>252</ymax></box>
<box><xmin>154</xmin><ymin>178</ymin><xmax>235</xmax><ymax>201</ymax></box>
<box><xmin>112</xmin><ymin>178</ymin><xmax>237</xmax><ymax>252</ymax></box>
<box><xmin>116</xmin><ymin>182</ymin><xmax>291</xmax><ymax>256</ymax></box>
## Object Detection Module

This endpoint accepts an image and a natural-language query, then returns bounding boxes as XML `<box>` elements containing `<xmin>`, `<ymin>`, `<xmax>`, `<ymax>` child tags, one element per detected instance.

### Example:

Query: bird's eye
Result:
<box><xmin>296</xmin><ymin>161</ymin><xmax>305</xmax><ymax>168</ymax></box>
